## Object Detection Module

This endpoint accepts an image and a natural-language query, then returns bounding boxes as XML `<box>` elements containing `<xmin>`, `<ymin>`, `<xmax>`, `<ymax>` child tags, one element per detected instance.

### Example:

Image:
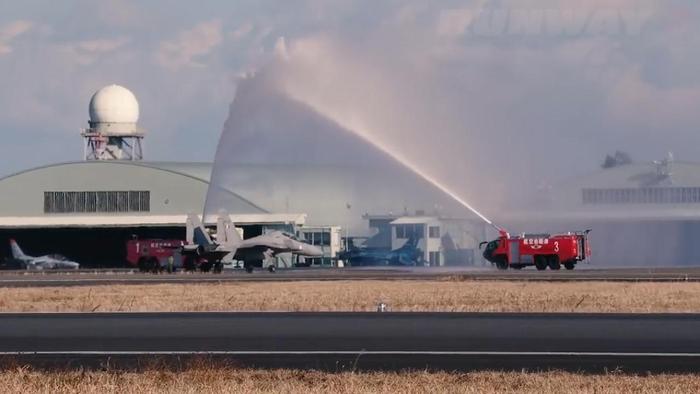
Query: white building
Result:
<box><xmin>361</xmin><ymin>214</ymin><xmax>485</xmax><ymax>266</ymax></box>
<box><xmin>297</xmin><ymin>226</ymin><xmax>342</xmax><ymax>266</ymax></box>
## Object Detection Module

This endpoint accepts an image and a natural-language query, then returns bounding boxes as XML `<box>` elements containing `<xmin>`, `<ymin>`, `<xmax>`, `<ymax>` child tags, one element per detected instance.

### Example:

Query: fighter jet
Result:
<box><xmin>183</xmin><ymin>213</ymin><xmax>323</xmax><ymax>273</ymax></box>
<box><xmin>338</xmin><ymin>236</ymin><xmax>423</xmax><ymax>266</ymax></box>
<box><xmin>9</xmin><ymin>239</ymin><xmax>80</xmax><ymax>270</ymax></box>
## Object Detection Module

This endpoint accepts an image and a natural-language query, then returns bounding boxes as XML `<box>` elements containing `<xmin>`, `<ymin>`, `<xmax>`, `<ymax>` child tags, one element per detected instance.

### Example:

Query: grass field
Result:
<box><xmin>1</xmin><ymin>280</ymin><xmax>700</xmax><ymax>312</ymax></box>
<box><xmin>2</xmin><ymin>367</ymin><xmax>699</xmax><ymax>393</ymax></box>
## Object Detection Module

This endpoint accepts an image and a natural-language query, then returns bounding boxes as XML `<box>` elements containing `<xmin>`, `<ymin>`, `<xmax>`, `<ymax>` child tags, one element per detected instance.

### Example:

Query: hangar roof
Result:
<box><xmin>1</xmin><ymin>161</ymin><xmax>216</xmax><ymax>185</ymax></box>
<box><xmin>502</xmin><ymin>160</ymin><xmax>700</xmax><ymax>223</ymax></box>
<box><xmin>0</xmin><ymin>161</ymin><xmax>268</xmax><ymax>228</ymax></box>
<box><xmin>0</xmin><ymin>160</ymin><xmax>482</xmax><ymax>231</ymax></box>
<box><xmin>561</xmin><ymin>161</ymin><xmax>700</xmax><ymax>189</ymax></box>
<box><xmin>132</xmin><ymin>162</ymin><xmax>214</xmax><ymax>183</ymax></box>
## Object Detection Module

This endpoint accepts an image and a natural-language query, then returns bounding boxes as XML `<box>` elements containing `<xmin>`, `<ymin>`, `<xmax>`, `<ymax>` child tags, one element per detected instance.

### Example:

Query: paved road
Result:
<box><xmin>0</xmin><ymin>312</ymin><xmax>699</xmax><ymax>372</ymax></box>
<box><xmin>1</xmin><ymin>266</ymin><xmax>700</xmax><ymax>287</ymax></box>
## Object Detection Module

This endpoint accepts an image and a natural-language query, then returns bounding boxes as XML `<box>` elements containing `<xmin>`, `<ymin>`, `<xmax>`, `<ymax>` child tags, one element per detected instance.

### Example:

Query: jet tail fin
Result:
<box><xmin>186</xmin><ymin>213</ymin><xmax>214</xmax><ymax>246</ymax></box>
<box><xmin>441</xmin><ymin>232</ymin><xmax>457</xmax><ymax>251</ymax></box>
<box><xmin>9</xmin><ymin>239</ymin><xmax>27</xmax><ymax>260</ymax></box>
<box><xmin>402</xmin><ymin>235</ymin><xmax>419</xmax><ymax>250</ymax></box>
<box><xmin>216</xmin><ymin>211</ymin><xmax>242</xmax><ymax>248</ymax></box>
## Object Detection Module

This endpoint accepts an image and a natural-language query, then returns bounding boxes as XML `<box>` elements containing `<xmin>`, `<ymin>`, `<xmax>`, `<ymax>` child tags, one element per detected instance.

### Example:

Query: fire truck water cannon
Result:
<box><xmin>479</xmin><ymin>228</ymin><xmax>591</xmax><ymax>271</ymax></box>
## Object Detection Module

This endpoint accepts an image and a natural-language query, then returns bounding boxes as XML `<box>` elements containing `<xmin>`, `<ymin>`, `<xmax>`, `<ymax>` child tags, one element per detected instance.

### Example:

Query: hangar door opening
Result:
<box><xmin>0</xmin><ymin>227</ymin><xmax>185</xmax><ymax>268</ymax></box>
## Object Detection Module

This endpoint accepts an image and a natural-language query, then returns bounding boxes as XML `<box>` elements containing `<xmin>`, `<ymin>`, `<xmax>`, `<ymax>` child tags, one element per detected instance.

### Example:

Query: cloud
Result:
<box><xmin>56</xmin><ymin>37</ymin><xmax>130</xmax><ymax>66</ymax></box>
<box><xmin>0</xmin><ymin>20</ymin><xmax>32</xmax><ymax>55</ymax></box>
<box><xmin>156</xmin><ymin>20</ymin><xmax>223</xmax><ymax>70</ymax></box>
<box><xmin>436</xmin><ymin>8</ymin><xmax>475</xmax><ymax>37</ymax></box>
<box><xmin>230</xmin><ymin>22</ymin><xmax>254</xmax><ymax>41</ymax></box>
<box><xmin>609</xmin><ymin>67</ymin><xmax>700</xmax><ymax>130</ymax></box>
<box><xmin>0</xmin><ymin>0</ymin><xmax>698</xmax><ymax>183</ymax></box>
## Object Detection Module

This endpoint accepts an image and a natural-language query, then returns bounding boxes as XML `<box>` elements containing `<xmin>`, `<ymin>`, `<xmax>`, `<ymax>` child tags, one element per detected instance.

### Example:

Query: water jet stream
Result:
<box><xmin>283</xmin><ymin>93</ymin><xmax>500</xmax><ymax>232</ymax></box>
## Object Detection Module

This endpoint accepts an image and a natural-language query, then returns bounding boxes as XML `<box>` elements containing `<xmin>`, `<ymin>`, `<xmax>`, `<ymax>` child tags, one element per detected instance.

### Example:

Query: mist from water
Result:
<box><xmin>205</xmin><ymin>3</ymin><xmax>700</xmax><ymax>265</ymax></box>
<box><xmin>266</xmin><ymin>39</ymin><xmax>493</xmax><ymax>225</ymax></box>
<box><xmin>203</xmin><ymin>67</ymin><xmax>487</xmax><ymax>232</ymax></box>
<box><xmin>204</xmin><ymin>35</ymin><xmax>507</xmax><ymax>230</ymax></box>
<box><xmin>281</xmin><ymin>94</ymin><xmax>496</xmax><ymax>227</ymax></box>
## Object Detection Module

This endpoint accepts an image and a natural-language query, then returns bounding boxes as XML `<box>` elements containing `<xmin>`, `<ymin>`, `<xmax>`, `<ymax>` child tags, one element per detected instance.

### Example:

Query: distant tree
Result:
<box><xmin>602</xmin><ymin>151</ymin><xmax>632</xmax><ymax>169</ymax></box>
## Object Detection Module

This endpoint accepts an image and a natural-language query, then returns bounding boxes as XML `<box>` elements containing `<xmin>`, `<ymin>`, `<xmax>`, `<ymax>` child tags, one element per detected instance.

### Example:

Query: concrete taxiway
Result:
<box><xmin>1</xmin><ymin>266</ymin><xmax>700</xmax><ymax>287</ymax></box>
<box><xmin>0</xmin><ymin>312</ymin><xmax>698</xmax><ymax>372</ymax></box>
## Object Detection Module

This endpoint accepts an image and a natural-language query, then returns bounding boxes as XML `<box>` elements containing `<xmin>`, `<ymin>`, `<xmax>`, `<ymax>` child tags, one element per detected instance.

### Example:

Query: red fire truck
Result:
<box><xmin>480</xmin><ymin>230</ymin><xmax>591</xmax><ymax>270</ymax></box>
<box><xmin>126</xmin><ymin>238</ymin><xmax>198</xmax><ymax>272</ymax></box>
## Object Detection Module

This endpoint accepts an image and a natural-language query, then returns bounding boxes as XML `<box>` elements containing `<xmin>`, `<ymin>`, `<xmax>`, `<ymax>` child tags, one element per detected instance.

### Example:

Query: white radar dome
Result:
<box><xmin>88</xmin><ymin>84</ymin><xmax>141</xmax><ymax>135</ymax></box>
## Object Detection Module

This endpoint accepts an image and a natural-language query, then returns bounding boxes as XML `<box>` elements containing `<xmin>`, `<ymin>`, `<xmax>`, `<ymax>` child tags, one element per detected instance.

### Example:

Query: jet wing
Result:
<box><xmin>31</xmin><ymin>258</ymin><xmax>55</xmax><ymax>269</ymax></box>
<box><xmin>32</xmin><ymin>255</ymin><xmax>79</xmax><ymax>269</ymax></box>
<box><xmin>234</xmin><ymin>233</ymin><xmax>322</xmax><ymax>259</ymax></box>
<box><xmin>238</xmin><ymin>237</ymin><xmax>288</xmax><ymax>252</ymax></box>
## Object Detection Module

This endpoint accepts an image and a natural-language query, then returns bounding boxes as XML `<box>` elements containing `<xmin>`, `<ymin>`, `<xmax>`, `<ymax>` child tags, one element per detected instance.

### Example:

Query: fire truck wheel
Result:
<box><xmin>149</xmin><ymin>258</ymin><xmax>160</xmax><ymax>273</ymax></box>
<box><xmin>548</xmin><ymin>256</ymin><xmax>561</xmax><ymax>270</ymax></box>
<box><xmin>564</xmin><ymin>261</ymin><xmax>575</xmax><ymax>270</ymax></box>
<box><xmin>495</xmin><ymin>258</ymin><xmax>508</xmax><ymax>270</ymax></box>
<box><xmin>534</xmin><ymin>256</ymin><xmax>547</xmax><ymax>271</ymax></box>
<box><xmin>137</xmin><ymin>258</ymin><xmax>148</xmax><ymax>272</ymax></box>
<box><xmin>183</xmin><ymin>257</ymin><xmax>196</xmax><ymax>272</ymax></box>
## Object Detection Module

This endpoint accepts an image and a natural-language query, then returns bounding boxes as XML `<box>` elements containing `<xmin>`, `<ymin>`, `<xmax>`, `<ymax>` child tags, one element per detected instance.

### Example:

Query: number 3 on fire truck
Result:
<box><xmin>554</xmin><ymin>241</ymin><xmax>559</xmax><ymax>252</ymax></box>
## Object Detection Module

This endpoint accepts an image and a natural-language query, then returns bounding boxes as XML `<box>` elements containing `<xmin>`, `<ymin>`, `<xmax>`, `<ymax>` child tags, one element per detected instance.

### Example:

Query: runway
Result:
<box><xmin>1</xmin><ymin>312</ymin><xmax>699</xmax><ymax>372</ymax></box>
<box><xmin>1</xmin><ymin>266</ymin><xmax>700</xmax><ymax>287</ymax></box>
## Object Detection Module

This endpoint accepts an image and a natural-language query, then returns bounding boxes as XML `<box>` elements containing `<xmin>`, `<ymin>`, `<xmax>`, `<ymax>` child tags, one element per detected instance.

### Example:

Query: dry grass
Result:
<box><xmin>1</xmin><ymin>367</ymin><xmax>699</xmax><ymax>394</ymax></box>
<box><xmin>2</xmin><ymin>282</ymin><xmax>699</xmax><ymax>392</ymax></box>
<box><xmin>1</xmin><ymin>280</ymin><xmax>700</xmax><ymax>313</ymax></box>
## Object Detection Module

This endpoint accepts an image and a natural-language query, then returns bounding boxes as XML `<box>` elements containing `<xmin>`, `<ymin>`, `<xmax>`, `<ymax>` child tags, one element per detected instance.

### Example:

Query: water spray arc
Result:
<box><xmin>283</xmin><ymin>93</ymin><xmax>502</xmax><ymax>233</ymax></box>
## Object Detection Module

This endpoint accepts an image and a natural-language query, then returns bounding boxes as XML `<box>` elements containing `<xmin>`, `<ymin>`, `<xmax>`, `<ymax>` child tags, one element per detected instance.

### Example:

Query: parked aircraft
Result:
<box><xmin>183</xmin><ymin>213</ymin><xmax>323</xmax><ymax>273</ymax></box>
<box><xmin>9</xmin><ymin>239</ymin><xmax>80</xmax><ymax>270</ymax></box>
<box><xmin>338</xmin><ymin>236</ymin><xmax>423</xmax><ymax>266</ymax></box>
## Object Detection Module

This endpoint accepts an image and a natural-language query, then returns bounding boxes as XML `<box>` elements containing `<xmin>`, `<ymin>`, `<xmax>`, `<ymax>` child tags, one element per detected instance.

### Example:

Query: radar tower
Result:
<box><xmin>81</xmin><ymin>84</ymin><xmax>145</xmax><ymax>161</ymax></box>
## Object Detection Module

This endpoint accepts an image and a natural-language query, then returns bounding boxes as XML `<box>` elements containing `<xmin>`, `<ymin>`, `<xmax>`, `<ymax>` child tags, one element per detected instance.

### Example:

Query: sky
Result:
<box><xmin>0</xmin><ymin>0</ymin><xmax>699</xmax><ymax>203</ymax></box>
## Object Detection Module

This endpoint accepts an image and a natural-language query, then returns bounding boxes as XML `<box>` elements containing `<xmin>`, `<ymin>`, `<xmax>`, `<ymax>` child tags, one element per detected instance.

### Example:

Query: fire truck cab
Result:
<box><xmin>481</xmin><ymin>230</ymin><xmax>591</xmax><ymax>270</ymax></box>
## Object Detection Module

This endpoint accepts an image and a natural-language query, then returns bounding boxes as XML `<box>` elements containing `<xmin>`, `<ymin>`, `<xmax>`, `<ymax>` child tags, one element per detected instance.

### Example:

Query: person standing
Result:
<box><xmin>167</xmin><ymin>255</ymin><xmax>174</xmax><ymax>273</ymax></box>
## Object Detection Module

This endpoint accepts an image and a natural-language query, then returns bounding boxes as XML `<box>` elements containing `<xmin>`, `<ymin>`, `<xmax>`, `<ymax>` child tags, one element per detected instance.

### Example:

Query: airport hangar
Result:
<box><xmin>0</xmin><ymin>84</ymin><xmax>487</xmax><ymax>268</ymax></box>
<box><xmin>9</xmin><ymin>156</ymin><xmax>700</xmax><ymax>268</ymax></box>
<box><xmin>0</xmin><ymin>160</ymin><xmax>313</xmax><ymax>267</ymax></box>
<box><xmin>0</xmin><ymin>160</ymin><xmax>487</xmax><ymax>268</ymax></box>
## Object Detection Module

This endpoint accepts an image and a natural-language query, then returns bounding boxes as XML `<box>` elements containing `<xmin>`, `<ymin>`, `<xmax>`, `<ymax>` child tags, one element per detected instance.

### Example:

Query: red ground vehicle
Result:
<box><xmin>126</xmin><ymin>239</ymin><xmax>195</xmax><ymax>272</ymax></box>
<box><xmin>480</xmin><ymin>230</ymin><xmax>591</xmax><ymax>270</ymax></box>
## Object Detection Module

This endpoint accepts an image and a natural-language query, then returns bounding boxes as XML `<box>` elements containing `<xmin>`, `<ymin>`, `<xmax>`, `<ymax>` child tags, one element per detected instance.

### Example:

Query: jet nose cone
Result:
<box><xmin>304</xmin><ymin>244</ymin><xmax>324</xmax><ymax>257</ymax></box>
